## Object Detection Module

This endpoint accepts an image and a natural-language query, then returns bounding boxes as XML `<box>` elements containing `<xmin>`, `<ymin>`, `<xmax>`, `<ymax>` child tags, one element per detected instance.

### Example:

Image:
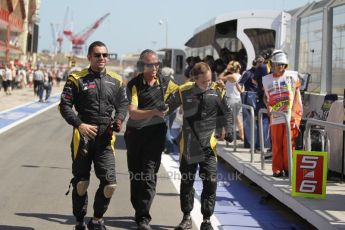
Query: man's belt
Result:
<box><xmin>78</xmin><ymin>115</ymin><xmax>111</xmax><ymax>125</ymax></box>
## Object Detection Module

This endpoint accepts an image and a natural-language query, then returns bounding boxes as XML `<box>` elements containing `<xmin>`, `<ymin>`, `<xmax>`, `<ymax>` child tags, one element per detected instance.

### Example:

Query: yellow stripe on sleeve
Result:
<box><xmin>111</xmin><ymin>133</ymin><xmax>116</xmax><ymax>154</ymax></box>
<box><xmin>164</xmin><ymin>80</ymin><xmax>179</xmax><ymax>101</ymax></box>
<box><xmin>210</xmin><ymin>131</ymin><xmax>218</xmax><ymax>161</ymax></box>
<box><xmin>73</xmin><ymin>128</ymin><xmax>81</xmax><ymax>160</ymax></box>
<box><xmin>131</xmin><ymin>85</ymin><xmax>139</xmax><ymax>107</ymax></box>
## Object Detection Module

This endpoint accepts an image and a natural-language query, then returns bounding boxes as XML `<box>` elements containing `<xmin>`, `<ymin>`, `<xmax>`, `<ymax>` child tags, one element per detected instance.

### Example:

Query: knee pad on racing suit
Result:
<box><xmin>76</xmin><ymin>180</ymin><xmax>90</xmax><ymax>196</ymax></box>
<box><xmin>103</xmin><ymin>183</ymin><xmax>117</xmax><ymax>198</ymax></box>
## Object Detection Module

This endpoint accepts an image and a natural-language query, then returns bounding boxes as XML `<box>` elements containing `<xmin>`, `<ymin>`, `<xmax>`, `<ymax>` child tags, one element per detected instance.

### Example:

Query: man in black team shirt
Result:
<box><xmin>125</xmin><ymin>49</ymin><xmax>179</xmax><ymax>230</ymax></box>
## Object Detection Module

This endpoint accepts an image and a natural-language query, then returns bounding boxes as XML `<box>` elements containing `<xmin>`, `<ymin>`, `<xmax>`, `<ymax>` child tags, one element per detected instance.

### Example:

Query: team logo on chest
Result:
<box><xmin>82</xmin><ymin>81</ymin><xmax>97</xmax><ymax>91</ymax></box>
<box><xmin>186</xmin><ymin>95</ymin><xmax>198</xmax><ymax>103</ymax></box>
<box><xmin>206</xmin><ymin>93</ymin><xmax>218</xmax><ymax>97</ymax></box>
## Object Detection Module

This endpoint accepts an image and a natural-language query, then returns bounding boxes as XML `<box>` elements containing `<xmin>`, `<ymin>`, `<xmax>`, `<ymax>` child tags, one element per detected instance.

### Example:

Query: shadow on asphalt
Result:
<box><xmin>156</xmin><ymin>192</ymin><xmax>179</xmax><ymax>197</ymax></box>
<box><xmin>16</xmin><ymin>213</ymin><xmax>74</xmax><ymax>225</ymax></box>
<box><xmin>0</xmin><ymin>226</ymin><xmax>34</xmax><ymax>230</ymax></box>
<box><xmin>106</xmin><ymin>215</ymin><xmax>175</xmax><ymax>229</ymax></box>
<box><xmin>15</xmin><ymin>213</ymin><xmax>174</xmax><ymax>229</ymax></box>
<box><xmin>100</xmin><ymin>216</ymin><xmax>137</xmax><ymax>229</ymax></box>
<box><xmin>21</xmin><ymin>165</ymin><xmax>70</xmax><ymax>170</ymax></box>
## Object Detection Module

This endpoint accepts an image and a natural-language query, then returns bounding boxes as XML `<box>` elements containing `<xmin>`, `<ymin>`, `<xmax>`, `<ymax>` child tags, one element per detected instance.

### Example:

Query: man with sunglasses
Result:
<box><xmin>262</xmin><ymin>50</ymin><xmax>303</xmax><ymax>178</ymax></box>
<box><xmin>59</xmin><ymin>41</ymin><xmax>128</xmax><ymax>230</ymax></box>
<box><xmin>124</xmin><ymin>49</ymin><xmax>179</xmax><ymax>230</ymax></box>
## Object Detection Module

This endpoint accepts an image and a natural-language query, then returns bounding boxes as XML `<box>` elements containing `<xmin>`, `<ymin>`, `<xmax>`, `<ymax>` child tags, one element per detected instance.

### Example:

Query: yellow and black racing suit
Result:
<box><xmin>59</xmin><ymin>67</ymin><xmax>128</xmax><ymax>222</ymax></box>
<box><xmin>166</xmin><ymin>81</ymin><xmax>233</xmax><ymax>219</ymax></box>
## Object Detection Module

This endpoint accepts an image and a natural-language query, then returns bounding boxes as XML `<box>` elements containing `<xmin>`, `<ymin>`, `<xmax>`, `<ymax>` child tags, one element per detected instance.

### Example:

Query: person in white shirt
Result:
<box><xmin>4</xmin><ymin>65</ymin><xmax>13</xmax><ymax>95</ymax></box>
<box><xmin>219</xmin><ymin>60</ymin><xmax>244</xmax><ymax>141</ymax></box>
<box><xmin>262</xmin><ymin>50</ymin><xmax>303</xmax><ymax>177</ymax></box>
<box><xmin>33</xmin><ymin>68</ymin><xmax>45</xmax><ymax>102</ymax></box>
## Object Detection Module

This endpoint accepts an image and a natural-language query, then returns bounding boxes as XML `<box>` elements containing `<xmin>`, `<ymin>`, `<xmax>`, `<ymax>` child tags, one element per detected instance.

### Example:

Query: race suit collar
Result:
<box><xmin>88</xmin><ymin>67</ymin><xmax>107</xmax><ymax>78</ymax></box>
<box><xmin>141</xmin><ymin>73</ymin><xmax>159</xmax><ymax>86</ymax></box>
<box><xmin>192</xmin><ymin>83</ymin><xmax>209</xmax><ymax>95</ymax></box>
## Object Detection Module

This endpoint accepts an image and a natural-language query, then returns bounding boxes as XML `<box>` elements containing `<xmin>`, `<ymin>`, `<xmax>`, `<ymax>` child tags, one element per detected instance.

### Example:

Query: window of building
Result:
<box><xmin>244</xmin><ymin>29</ymin><xmax>276</xmax><ymax>57</ymax></box>
<box><xmin>332</xmin><ymin>4</ymin><xmax>345</xmax><ymax>95</ymax></box>
<box><xmin>298</xmin><ymin>13</ymin><xmax>323</xmax><ymax>93</ymax></box>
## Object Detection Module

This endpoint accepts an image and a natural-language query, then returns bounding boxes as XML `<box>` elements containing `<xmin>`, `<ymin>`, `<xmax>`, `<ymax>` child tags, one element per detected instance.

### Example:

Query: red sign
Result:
<box><xmin>292</xmin><ymin>151</ymin><xmax>327</xmax><ymax>199</ymax></box>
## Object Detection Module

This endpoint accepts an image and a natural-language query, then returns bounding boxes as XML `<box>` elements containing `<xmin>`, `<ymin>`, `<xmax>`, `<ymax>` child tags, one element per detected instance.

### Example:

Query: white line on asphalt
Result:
<box><xmin>0</xmin><ymin>101</ymin><xmax>60</xmax><ymax>135</ymax></box>
<box><xmin>161</xmin><ymin>153</ymin><xmax>222</xmax><ymax>229</ymax></box>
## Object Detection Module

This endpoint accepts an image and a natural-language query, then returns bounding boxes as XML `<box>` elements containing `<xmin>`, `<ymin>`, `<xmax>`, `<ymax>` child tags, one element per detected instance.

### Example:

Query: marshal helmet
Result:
<box><xmin>271</xmin><ymin>49</ymin><xmax>288</xmax><ymax>65</ymax></box>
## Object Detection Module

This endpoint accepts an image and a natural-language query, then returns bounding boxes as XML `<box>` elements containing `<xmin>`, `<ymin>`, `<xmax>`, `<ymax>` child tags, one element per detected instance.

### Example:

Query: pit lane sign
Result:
<box><xmin>292</xmin><ymin>150</ymin><xmax>328</xmax><ymax>199</ymax></box>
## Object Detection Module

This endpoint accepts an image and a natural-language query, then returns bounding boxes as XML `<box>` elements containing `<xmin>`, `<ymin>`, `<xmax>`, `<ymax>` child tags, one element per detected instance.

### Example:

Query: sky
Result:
<box><xmin>38</xmin><ymin>0</ymin><xmax>312</xmax><ymax>57</ymax></box>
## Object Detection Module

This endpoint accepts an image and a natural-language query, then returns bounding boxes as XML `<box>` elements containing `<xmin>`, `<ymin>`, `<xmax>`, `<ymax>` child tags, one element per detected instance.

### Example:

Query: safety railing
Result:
<box><xmin>304</xmin><ymin>118</ymin><xmax>345</xmax><ymax>181</ymax></box>
<box><xmin>306</xmin><ymin>127</ymin><xmax>328</xmax><ymax>152</ymax></box>
<box><xmin>258</xmin><ymin>109</ymin><xmax>293</xmax><ymax>184</ymax></box>
<box><xmin>232</xmin><ymin>102</ymin><xmax>255</xmax><ymax>162</ymax></box>
<box><xmin>304</xmin><ymin>119</ymin><xmax>345</xmax><ymax>150</ymax></box>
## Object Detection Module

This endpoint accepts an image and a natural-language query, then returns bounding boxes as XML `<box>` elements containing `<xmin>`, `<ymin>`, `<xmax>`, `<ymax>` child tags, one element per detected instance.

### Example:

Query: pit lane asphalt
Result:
<box><xmin>0</xmin><ymin>107</ymin><xmax>189</xmax><ymax>229</ymax></box>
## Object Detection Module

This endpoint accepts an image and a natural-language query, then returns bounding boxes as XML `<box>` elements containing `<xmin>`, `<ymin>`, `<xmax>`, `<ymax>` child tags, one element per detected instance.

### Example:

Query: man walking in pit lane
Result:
<box><xmin>124</xmin><ymin>49</ymin><xmax>179</xmax><ymax>230</ymax></box>
<box><xmin>59</xmin><ymin>41</ymin><xmax>128</xmax><ymax>230</ymax></box>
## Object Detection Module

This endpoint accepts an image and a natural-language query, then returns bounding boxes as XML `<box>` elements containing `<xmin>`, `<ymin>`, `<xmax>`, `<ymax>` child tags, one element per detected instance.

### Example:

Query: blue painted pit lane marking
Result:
<box><xmin>0</xmin><ymin>94</ymin><xmax>61</xmax><ymax>134</ymax></box>
<box><xmin>163</xmin><ymin>151</ymin><xmax>304</xmax><ymax>230</ymax></box>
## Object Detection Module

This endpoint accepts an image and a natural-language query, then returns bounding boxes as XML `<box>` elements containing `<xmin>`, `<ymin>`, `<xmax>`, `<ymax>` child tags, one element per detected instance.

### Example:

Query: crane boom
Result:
<box><xmin>64</xmin><ymin>12</ymin><xmax>110</xmax><ymax>55</ymax></box>
<box><xmin>50</xmin><ymin>23</ymin><xmax>58</xmax><ymax>54</ymax></box>
<box><xmin>57</xmin><ymin>7</ymin><xmax>71</xmax><ymax>53</ymax></box>
<box><xmin>71</xmin><ymin>13</ymin><xmax>110</xmax><ymax>45</ymax></box>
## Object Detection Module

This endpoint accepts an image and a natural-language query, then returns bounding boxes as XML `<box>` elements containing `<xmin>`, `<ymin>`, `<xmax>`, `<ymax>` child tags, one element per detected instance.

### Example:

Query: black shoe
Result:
<box><xmin>74</xmin><ymin>223</ymin><xmax>86</xmax><ymax>230</ymax></box>
<box><xmin>137</xmin><ymin>218</ymin><xmax>152</xmax><ymax>230</ymax></box>
<box><xmin>284</xmin><ymin>170</ymin><xmax>289</xmax><ymax>177</ymax></box>
<box><xmin>200</xmin><ymin>219</ymin><xmax>213</xmax><ymax>230</ymax></box>
<box><xmin>87</xmin><ymin>219</ymin><xmax>106</xmax><ymax>230</ymax></box>
<box><xmin>174</xmin><ymin>215</ymin><xmax>192</xmax><ymax>230</ymax></box>
<box><xmin>272</xmin><ymin>172</ymin><xmax>283</xmax><ymax>178</ymax></box>
<box><xmin>254</xmin><ymin>147</ymin><xmax>261</xmax><ymax>153</ymax></box>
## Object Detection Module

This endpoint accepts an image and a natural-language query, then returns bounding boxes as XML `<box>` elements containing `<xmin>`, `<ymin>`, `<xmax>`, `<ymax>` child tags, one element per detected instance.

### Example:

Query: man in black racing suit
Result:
<box><xmin>59</xmin><ymin>41</ymin><xmax>128</xmax><ymax>230</ymax></box>
<box><xmin>167</xmin><ymin>62</ymin><xmax>233</xmax><ymax>230</ymax></box>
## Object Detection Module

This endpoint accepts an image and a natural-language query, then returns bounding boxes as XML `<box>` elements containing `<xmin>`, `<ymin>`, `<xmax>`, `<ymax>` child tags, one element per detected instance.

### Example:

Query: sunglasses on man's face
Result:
<box><xmin>93</xmin><ymin>53</ymin><xmax>109</xmax><ymax>58</ymax></box>
<box><xmin>144</xmin><ymin>62</ymin><xmax>160</xmax><ymax>68</ymax></box>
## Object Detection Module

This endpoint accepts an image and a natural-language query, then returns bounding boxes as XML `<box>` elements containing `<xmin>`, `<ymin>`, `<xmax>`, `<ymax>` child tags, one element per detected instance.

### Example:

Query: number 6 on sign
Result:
<box><xmin>292</xmin><ymin>150</ymin><xmax>328</xmax><ymax>199</ymax></box>
<box><xmin>299</xmin><ymin>180</ymin><xmax>317</xmax><ymax>193</ymax></box>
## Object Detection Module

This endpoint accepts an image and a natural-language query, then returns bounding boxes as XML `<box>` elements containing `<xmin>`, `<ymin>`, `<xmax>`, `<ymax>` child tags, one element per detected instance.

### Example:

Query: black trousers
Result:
<box><xmin>70</xmin><ymin>127</ymin><xmax>116</xmax><ymax>222</ymax></box>
<box><xmin>124</xmin><ymin>123</ymin><xmax>167</xmax><ymax>223</ymax></box>
<box><xmin>179</xmin><ymin>148</ymin><xmax>217</xmax><ymax>219</ymax></box>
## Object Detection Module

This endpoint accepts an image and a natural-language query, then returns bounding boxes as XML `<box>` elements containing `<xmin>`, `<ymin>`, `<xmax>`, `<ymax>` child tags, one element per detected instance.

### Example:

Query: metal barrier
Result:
<box><xmin>304</xmin><ymin>119</ymin><xmax>345</xmax><ymax>150</ymax></box>
<box><xmin>306</xmin><ymin>127</ymin><xmax>327</xmax><ymax>152</ymax></box>
<box><xmin>304</xmin><ymin>119</ymin><xmax>345</xmax><ymax>181</ymax></box>
<box><xmin>258</xmin><ymin>109</ymin><xmax>293</xmax><ymax>183</ymax></box>
<box><xmin>232</xmin><ymin>102</ymin><xmax>255</xmax><ymax>162</ymax></box>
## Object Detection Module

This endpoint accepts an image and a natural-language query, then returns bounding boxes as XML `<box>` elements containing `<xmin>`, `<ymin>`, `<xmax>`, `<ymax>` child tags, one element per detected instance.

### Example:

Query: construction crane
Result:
<box><xmin>63</xmin><ymin>13</ymin><xmax>110</xmax><ymax>55</ymax></box>
<box><xmin>56</xmin><ymin>7</ymin><xmax>72</xmax><ymax>54</ymax></box>
<box><xmin>50</xmin><ymin>23</ymin><xmax>58</xmax><ymax>54</ymax></box>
